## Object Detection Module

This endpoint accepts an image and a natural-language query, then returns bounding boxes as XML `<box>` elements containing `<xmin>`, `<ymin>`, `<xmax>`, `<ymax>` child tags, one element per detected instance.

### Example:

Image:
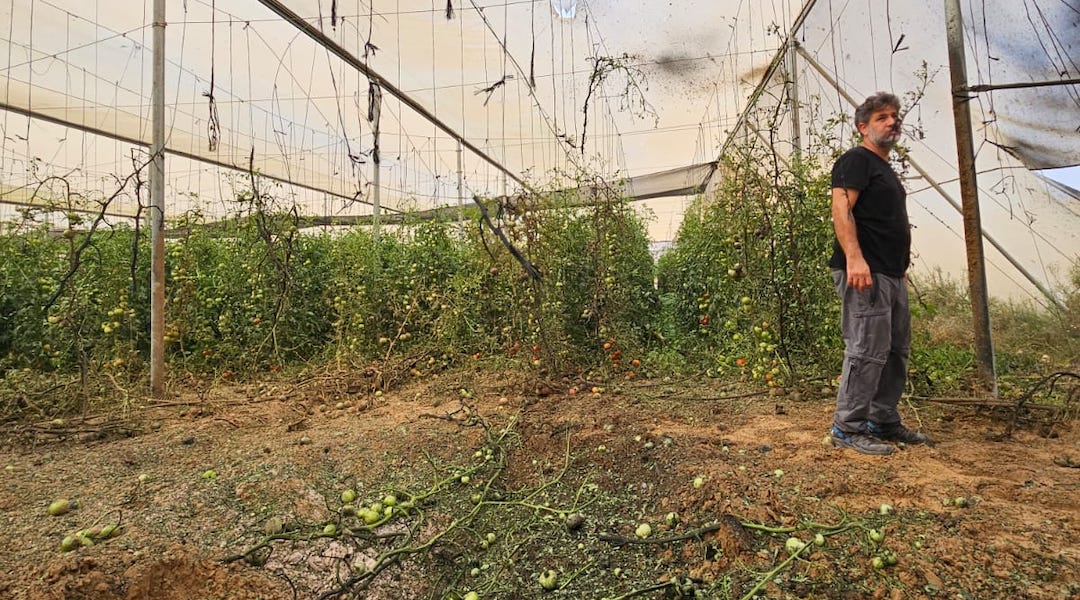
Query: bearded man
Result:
<box><xmin>828</xmin><ymin>92</ymin><xmax>933</xmax><ymax>456</ymax></box>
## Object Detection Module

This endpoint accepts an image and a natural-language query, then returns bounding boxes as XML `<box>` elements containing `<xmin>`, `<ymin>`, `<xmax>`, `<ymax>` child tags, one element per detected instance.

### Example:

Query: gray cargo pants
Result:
<box><xmin>831</xmin><ymin>270</ymin><xmax>910</xmax><ymax>434</ymax></box>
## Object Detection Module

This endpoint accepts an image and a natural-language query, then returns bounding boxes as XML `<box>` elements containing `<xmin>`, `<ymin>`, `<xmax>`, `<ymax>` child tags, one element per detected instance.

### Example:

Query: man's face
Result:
<box><xmin>858</xmin><ymin>106</ymin><xmax>902</xmax><ymax>149</ymax></box>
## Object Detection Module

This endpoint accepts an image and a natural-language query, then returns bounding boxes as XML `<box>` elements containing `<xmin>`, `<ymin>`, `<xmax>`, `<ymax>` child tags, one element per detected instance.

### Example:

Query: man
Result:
<box><xmin>828</xmin><ymin>92</ymin><xmax>933</xmax><ymax>456</ymax></box>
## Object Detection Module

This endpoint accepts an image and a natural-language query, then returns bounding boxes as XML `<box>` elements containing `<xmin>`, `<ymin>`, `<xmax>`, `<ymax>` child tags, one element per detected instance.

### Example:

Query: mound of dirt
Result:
<box><xmin>16</xmin><ymin>544</ymin><xmax>285</xmax><ymax>600</ymax></box>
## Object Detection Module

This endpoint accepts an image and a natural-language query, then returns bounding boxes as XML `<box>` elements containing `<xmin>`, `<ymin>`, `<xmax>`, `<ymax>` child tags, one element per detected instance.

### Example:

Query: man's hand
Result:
<box><xmin>846</xmin><ymin>257</ymin><xmax>872</xmax><ymax>291</ymax></box>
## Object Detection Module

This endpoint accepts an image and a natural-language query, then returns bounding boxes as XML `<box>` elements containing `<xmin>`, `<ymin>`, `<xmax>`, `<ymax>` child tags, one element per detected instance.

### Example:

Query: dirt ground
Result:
<box><xmin>0</xmin><ymin>369</ymin><xmax>1077</xmax><ymax>600</ymax></box>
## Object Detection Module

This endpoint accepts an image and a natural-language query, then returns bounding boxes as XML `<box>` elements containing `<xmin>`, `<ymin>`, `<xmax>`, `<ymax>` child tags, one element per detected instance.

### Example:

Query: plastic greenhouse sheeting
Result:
<box><xmin>1</xmin><ymin>0</ymin><xmax>1077</xmax><ymax>302</ymax></box>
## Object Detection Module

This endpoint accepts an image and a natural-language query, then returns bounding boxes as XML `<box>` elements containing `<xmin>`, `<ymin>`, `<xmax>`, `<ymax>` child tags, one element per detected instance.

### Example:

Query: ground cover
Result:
<box><xmin>0</xmin><ymin>369</ymin><xmax>1076</xmax><ymax>599</ymax></box>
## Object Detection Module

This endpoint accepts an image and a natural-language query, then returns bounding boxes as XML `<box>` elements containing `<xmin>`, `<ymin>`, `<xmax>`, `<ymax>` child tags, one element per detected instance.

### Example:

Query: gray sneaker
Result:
<box><xmin>830</xmin><ymin>427</ymin><xmax>894</xmax><ymax>456</ymax></box>
<box><xmin>870</xmin><ymin>423</ymin><xmax>934</xmax><ymax>447</ymax></box>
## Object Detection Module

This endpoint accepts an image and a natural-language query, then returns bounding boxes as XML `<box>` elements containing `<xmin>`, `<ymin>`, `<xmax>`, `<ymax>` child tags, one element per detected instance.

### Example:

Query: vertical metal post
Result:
<box><xmin>149</xmin><ymin>0</ymin><xmax>167</xmax><ymax>398</ymax></box>
<box><xmin>456</xmin><ymin>141</ymin><xmax>464</xmax><ymax>232</ymax></box>
<box><xmin>788</xmin><ymin>40</ymin><xmax>801</xmax><ymax>159</ymax></box>
<box><xmin>372</xmin><ymin>145</ymin><xmax>380</xmax><ymax>241</ymax></box>
<box><xmin>945</xmin><ymin>0</ymin><xmax>997</xmax><ymax>394</ymax></box>
<box><xmin>149</xmin><ymin>0</ymin><xmax>165</xmax><ymax>399</ymax></box>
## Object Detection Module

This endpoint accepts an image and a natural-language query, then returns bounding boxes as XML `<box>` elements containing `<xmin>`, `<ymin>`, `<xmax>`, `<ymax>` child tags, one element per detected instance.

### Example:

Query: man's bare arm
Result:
<box><xmin>831</xmin><ymin>187</ymin><xmax>872</xmax><ymax>291</ymax></box>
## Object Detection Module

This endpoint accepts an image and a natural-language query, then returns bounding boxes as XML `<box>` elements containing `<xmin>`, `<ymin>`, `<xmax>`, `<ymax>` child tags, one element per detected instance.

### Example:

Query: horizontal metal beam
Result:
<box><xmin>965</xmin><ymin>78</ymin><xmax>1080</xmax><ymax>93</ymax></box>
<box><xmin>0</xmin><ymin>99</ymin><xmax>400</xmax><ymax>214</ymax></box>
<box><xmin>255</xmin><ymin>0</ymin><xmax>532</xmax><ymax>193</ymax></box>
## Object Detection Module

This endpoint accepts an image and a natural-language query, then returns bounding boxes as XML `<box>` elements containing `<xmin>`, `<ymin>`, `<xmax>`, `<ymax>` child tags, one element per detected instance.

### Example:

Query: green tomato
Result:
<box><xmin>785</xmin><ymin>537</ymin><xmax>806</xmax><ymax>554</ymax></box>
<box><xmin>47</xmin><ymin>499</ymin><xmax>72</xmax><ymax>516</ymax></box>
<box><xmin>635</xmin><ymin>523</ymin><xmax>652</xmax><ymax>539</ymax></box>
<box><xmin>538</xmin><ymin>570</ymin><xmax>558</xmax><ymax>590</ymax></box>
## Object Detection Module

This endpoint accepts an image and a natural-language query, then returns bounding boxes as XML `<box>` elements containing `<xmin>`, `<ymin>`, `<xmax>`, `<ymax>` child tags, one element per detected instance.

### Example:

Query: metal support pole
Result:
<box><xmin>966</xmin><ymin>77</ymin><xmax>1080</xmax><ymax>93</ymax></box>
<box><xmin>788</xmin><ymin>40</ymin><xmax>801</xmax><ymax>159</ymax></box>
<box><xmin>457</xmin><ymin>141</ymin><xmax>464</xmax><ymax>231</ymax></box>
<box><xmin>946</xmin><ymin>0</ymin><xmax>997</xmax><ymax>394</ymax></box>
<box><xmin>149</xmin><ymin>0</ymin><xmax>166</xmax><ymax>398</ymax></box>
<box><xmin>372</xmin><ymin>152</ymin><xmax>380</xmax><ymax>242</ymax></box>
<box><xmin>717</xmin><ymin>0</ymin><xmax>819</xmax><ymax>159</ymax></box>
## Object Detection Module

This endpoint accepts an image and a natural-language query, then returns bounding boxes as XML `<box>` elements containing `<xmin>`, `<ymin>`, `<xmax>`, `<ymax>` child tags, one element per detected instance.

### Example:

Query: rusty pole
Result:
<box><xmin>945</xmin><ymin>0</ymin><xmax>997</xmax><ymax>394</ymax></box>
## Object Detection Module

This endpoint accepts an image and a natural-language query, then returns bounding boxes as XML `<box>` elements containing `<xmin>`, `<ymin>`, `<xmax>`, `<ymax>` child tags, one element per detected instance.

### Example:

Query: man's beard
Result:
<box><xmin>869</xmin><ymin>128</ymin><xmax>901</xmax><ymax>149</ymax></box>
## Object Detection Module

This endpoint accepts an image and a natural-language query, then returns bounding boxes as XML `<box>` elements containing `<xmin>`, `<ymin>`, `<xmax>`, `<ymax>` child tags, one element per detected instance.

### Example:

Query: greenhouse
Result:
<box><xmin>0</xmin><ymin>1</ymin><xmax>1077</xmax><ymax>598</ymax></box>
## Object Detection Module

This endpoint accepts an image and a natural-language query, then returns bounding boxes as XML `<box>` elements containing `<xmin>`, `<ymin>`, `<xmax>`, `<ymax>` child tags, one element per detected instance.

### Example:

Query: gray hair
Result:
<box><xmin>854</xmin><ymin>92</ymin><xmax>901</xmax><ymax>127</ymax></box>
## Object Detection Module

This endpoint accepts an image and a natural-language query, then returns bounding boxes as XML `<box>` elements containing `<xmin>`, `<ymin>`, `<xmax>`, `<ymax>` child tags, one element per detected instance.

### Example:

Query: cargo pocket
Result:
<box><xmin>846</xmin><ymin>304</ymin><xmax>891</xmax><ymax>362</ymax></box>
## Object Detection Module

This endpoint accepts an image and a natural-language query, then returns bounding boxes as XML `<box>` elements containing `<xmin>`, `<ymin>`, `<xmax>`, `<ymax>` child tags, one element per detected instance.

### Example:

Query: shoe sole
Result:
<box><xmin>894</xmin><ymin>440</ymin><xmax>936</xmax><ymax>449</ymax></box>
<box><xmin>880</xmin><ymin>436</ymin><xmax>935</xmax><ymax>448</ymax></box>
<box><xmin>830</xmin><ymin>436</ymin><xmax>894</xmax><ymax>456</ymax></box>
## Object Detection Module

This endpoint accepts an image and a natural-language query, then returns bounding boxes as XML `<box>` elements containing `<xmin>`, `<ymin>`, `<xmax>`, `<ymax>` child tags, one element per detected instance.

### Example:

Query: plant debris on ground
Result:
<box><xmin>1</xmin><ymin>369</ymin><xmax>1077</xmax><ymax>599</ymax></box>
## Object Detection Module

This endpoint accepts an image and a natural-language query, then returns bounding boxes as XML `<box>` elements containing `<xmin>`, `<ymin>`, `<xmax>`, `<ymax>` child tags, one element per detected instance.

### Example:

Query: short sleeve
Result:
<box><xmin>831</xmin><ymin>150</ymin><xmax>871</xmax><ymax>191</ymax></box>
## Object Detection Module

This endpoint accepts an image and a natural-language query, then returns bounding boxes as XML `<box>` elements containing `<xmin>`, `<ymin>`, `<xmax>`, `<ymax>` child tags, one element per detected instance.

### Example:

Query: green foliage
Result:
<box><xmin>908</xmin><ymin>266</ymin><xmax>1080</xmax><ymax>397</ymax></box>
<box><xmin>1</xmin><ymin>168</ymin><xmax>1077</xmax><ymax>418</ymax></box>
<box><xmin>326</xmin><ymin>220</ymin><xmax>502</xmax><ymax>362</ymax></box>
<box><xmin>161</xmin><ymin>210</ymin><xmax>334</xmax><ymax>373</ymax></box>
<box><xmin>0</xmin><ymin>220</ymin><xmax>143</xmax><ymax>373</ymax></box>
<box><xmin>0</xmin><ymin>183</ymin><xmax>659</xmax><ymax>416</ymax></box>
<box><xmin>655</xmin><ymin>152</ymin><xmax>840</xmax><ymax>385</ymax></box>
<box><xmin>524</xmin><ymin>190</ymin><xmax>656</xmax><ymax>369</ymax></box>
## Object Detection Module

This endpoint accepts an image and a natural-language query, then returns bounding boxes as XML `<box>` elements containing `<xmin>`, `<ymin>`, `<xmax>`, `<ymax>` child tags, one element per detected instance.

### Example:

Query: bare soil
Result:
<box><xmin>0</xmin><ymin>369</ymin><xmax>1077</xmax><ymax>599</ymax></box>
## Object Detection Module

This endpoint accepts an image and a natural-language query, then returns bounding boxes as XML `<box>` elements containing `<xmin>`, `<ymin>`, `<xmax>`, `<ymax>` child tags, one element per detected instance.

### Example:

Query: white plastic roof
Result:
<box><xmin>0</xmin><ymin>1</ymin><xmax>799</xmax><ymax>215</ymax></box>
<box><xmin>1</xmin><ymin>0</ymin><xmax>1078</xmax><ymax>301</ymax></box>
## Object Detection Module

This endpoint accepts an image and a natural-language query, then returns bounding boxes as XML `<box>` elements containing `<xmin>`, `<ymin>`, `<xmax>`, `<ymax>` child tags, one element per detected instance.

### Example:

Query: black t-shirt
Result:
<box><xmin>828</xmin><ymin>146</ymin><xmax>911</xmax><ymax>277</ymax></box>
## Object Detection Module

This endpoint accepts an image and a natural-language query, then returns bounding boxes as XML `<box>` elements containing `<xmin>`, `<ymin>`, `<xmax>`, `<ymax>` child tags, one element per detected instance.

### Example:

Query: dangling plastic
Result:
<box><xmin>550</xmin><ymin>0</ymin><xmax>576</xmax><ymax>19</ymax></box>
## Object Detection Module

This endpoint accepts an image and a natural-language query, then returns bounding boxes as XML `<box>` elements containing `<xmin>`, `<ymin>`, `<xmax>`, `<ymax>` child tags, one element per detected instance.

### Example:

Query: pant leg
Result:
<box><xmin>868</xmin><ymin>274</ymin><xmax>911</xmax><ymax>426</ymax></box>
<box><xmin>832</xmin><ymin>270</ymin><xmax>893</xmax><ymax>433</ymax></box>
